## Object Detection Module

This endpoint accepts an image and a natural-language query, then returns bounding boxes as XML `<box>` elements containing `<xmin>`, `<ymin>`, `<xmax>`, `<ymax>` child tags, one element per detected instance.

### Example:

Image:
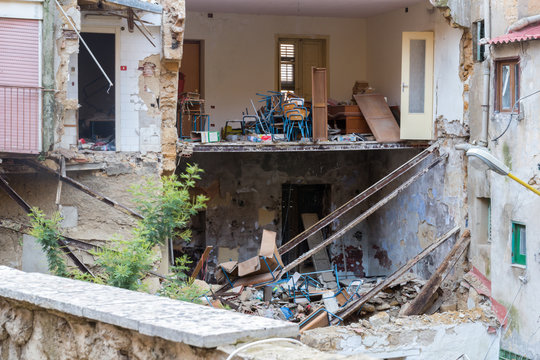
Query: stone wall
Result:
<box><xmin>0</xmin><ymin>266</ymin><xmax>298</xmax><ymax>359</ymax></box>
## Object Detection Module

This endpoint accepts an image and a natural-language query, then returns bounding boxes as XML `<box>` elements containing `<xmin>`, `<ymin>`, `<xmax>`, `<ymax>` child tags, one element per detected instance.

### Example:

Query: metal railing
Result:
<box><xmin>0</xmin><ymin>85</ymin><xmax>41</xmax><ymax>154</ymax></box>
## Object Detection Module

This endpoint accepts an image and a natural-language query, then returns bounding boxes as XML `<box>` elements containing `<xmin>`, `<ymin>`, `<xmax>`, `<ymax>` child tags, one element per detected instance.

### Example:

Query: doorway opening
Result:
<box><xmin>179</xmin><ymin>40</ymin><xmax>203</xmax><ymax>96</ymax></box>
<box><xmin>78</xmin><ymin>32</ymin><xmax>116</xmax><ymax>149</ymax></box>
<box><xmin>281</xmin><ymin>184</ymin><xmax>330</xmax><ymax>266</ymax></box>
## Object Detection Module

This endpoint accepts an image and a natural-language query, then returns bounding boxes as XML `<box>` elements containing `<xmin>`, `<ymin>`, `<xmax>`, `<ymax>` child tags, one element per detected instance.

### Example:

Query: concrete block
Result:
<box><xmin>21</xmin><ymin>235</ymin><xmax>50</xmax><ymax>275</ymax></box>
<box><xmin>60</xmin><ymin>205</ymin><xmax>78</xmax><ymax>228</ymax></box>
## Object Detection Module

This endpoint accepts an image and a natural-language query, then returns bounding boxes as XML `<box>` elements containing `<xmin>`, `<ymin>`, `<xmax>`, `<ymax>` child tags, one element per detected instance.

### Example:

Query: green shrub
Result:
<box><xmin>158</xmin><ymin>256</ymin><xmax>208</xmax><ymax>303</ymax></box>
<box><xmin>28</xmin><ymin>208</ymin><xmax>68</xmax><ymax>277</ymax></box>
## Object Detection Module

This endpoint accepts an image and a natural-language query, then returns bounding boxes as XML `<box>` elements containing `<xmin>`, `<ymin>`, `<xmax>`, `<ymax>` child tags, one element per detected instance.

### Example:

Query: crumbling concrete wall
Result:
<box><xmin>301</xmin><ymin>310</ymin><xmax>500</xmax><ymax>359</ymax></box>
<box><xmin>180</xmin><ymin>148</ymin><xmax>467</xmax><ymax>280</ymax></box>
<box><xmin>0</xmin><ymin>153</ymin><xmax>160</xmax><ymax>270</ymax></box>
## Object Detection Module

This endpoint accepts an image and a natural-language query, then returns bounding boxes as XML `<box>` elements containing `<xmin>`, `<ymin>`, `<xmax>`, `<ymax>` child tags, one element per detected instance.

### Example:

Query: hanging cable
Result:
<box><xmin>492</xmin><ymin>89</ymin><xmax>540</xmax><ymax>142</ymax></box>
<box><xmin>54</xmin><ymin>0</ymin><xmax>114</xmax><ymax>92</ymax></box>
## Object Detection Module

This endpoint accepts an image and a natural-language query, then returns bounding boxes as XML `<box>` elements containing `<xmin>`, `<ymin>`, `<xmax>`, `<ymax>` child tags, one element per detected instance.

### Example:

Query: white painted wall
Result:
<box><xmin>60</xmin><ymin>15</ymin><xmax>162</xmax><ymax>152</ymax></box>
<box><xmin>184</xmin><ymin>11</ymin><xmax>368</xmax><ymax>128</ymax></box>
<box><xmin>367</xmin><ymin>1</ymin><xmax>464</xmax><ymax>123</ymax></box>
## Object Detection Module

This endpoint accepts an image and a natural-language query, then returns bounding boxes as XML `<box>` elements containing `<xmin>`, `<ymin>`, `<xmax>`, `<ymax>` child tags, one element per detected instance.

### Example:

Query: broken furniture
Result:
<box><xmin>354</xmin><ymin>94</ymin><xmax>401</xmax><ymax>143</ymax></box>
<box><xmin>327</xmin><ymin>105</ymin><xmax>370</xmax><ymax>134</ymax></box>
<box><xmin>311</xmin><ymin>67</ymin><xmax>328</xmax><ymax>141</ymax></box>
<box><xmin>178</xmin><ymin>92</ymin><xmax>209</xmax><ymax>138</ymax></box>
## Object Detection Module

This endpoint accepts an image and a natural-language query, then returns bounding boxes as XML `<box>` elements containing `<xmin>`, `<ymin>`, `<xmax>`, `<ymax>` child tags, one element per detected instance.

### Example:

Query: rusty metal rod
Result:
<box><xmin>279</xmin><ymin>141</ymin><xmax>440</xmax><ymax>255</ymax></box>
<box><xmin>279</xmin><ymin>154</ymin><xmax>446</xmax><ymax>275</ymax></box>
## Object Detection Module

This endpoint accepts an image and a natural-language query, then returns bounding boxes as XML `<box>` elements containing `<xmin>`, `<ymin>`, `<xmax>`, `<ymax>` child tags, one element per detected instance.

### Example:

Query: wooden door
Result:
<box><xmin>180</xmin><ymin>40</ymin><xmax>201</xmax><ymax>94</ymax></box>
<box><xmin>300</xmin><ymin>39</ymin><xmax>325</xmax><ymax>100</ymax></box>
<box><xmin>400</xmin><ymin>32</ymin><xmax>434</xmax><ymax>140</ymax></box>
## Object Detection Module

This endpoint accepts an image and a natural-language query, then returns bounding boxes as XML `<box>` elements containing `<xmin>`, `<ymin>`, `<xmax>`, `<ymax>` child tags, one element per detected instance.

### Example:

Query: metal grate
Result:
<box><xmin>499</xmin><ymin>349</ymin><xmax>530</xmax><ymax>360</ymax></box>
<box><xmin>0</xmin><ymin>85</ymin><xmax>41</xmax><ymax>154</ymax></box>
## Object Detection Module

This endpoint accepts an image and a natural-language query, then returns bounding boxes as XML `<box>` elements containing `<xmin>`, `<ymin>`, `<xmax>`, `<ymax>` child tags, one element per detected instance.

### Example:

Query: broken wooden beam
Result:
<box><xmin>401</xmin><ymin>230</ymin><xmax>471</xmax><ymax>316</ymax></box>
<box><xmin>191</xmin><ymin>246</ymin><xmax>213</xmax><ymax>280</ymax></box>
<box><xmin>331</xmin><ymin>226</ymin><xmax>461</xmax><ymax>324</ymax></box>
<box><xmin>279</xmin><ymin>154</ymin><xmax>446</xmax><ymax>275</ymax></box>
<box><xmin>279</xmin><ymin>141</ymin><xmax>440</xmax><ymax>255</ymax></box>
<box><xmin>20</xmin><ymin>159</ymin><xmax>144</xmax><ymax>219</ymax></box>
<box><xmin>0</xmin><ymin>175</ymin><xmax>93</xmax><ymax>275</ymax></box>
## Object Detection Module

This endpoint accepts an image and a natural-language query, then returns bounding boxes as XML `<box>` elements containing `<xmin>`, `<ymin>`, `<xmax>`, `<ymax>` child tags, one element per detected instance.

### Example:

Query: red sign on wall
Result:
<box><xmin>120</xmin><ymin>66</ymin><xmax>127</xmax><ymax>71</ymax></box>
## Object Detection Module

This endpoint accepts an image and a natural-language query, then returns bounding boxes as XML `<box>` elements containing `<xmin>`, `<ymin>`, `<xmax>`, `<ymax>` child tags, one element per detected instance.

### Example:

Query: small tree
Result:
<box><xmin>130</xmin><ymin>164</ymin><xmax>208</xmax><ymax>247</ymax></box>
<box><xmin>28</xmin><ymin>208</ymin><xmax>69</xmax><ymax>277</ymax></box>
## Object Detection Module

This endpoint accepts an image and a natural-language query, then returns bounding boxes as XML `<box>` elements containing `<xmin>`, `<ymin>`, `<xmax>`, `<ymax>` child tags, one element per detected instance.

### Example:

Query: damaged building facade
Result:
<box><xmin>0</xmin><ymin>0</ymin><xmax>185</xmax><ymax>270</ymax></box>
<box><xmin>1</xmin><ymin>0</ymin><xmax>540</xmax><ymax>358</ymax></box>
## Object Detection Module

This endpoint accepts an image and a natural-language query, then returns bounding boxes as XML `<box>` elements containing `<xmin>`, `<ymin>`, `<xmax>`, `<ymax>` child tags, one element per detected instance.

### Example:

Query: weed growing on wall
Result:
<box><xmin>158</xmin><ymin>255</ymin><xmax>207</xmax><ymax>303</ymax></box>
<box><xmin>28</xmin><ymin>208</ymin><xmax>69</xmax><ymax>277</ymax></box>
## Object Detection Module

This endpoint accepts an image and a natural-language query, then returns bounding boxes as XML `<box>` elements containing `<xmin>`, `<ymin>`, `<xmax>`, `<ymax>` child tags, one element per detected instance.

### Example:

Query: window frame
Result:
<box><xmin>511</xmin><ymin>222</ymin><xmax>526</xmax><ymax>266</ymax></box>
<box><xmin>495</xmin><ymin>57</ymin><xmax>520</xmax><ymax>113</ymax></box>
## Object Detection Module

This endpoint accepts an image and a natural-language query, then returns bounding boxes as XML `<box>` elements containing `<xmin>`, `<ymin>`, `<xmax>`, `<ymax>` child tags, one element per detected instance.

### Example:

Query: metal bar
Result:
<box><xmin>279</xmin><ymin>141</ymin><xmax>440</xmax><ymax>255</ymax></box>
<box><xmin>0</xmin><ymin>175</ymin><xmax>92</xmax><ymax>275</ymax></box>
<box><xmin>279</xmin><ymin>154</ymin><xmax>446</xmax><ymax>275</ymax></box>
<box><xmin>331</xmin><ymin>225</ymin><xmax>461</xmax><ymax>324</ymax></box>
<box><xmin>20</xmin><ymin>160</ymin><xmax>144</xmax><ymax>219</ymax></box>
<box><xmin>55</xmin><ymin>0</ymin><xmax>114</xmax><ymax>90</ymax></box>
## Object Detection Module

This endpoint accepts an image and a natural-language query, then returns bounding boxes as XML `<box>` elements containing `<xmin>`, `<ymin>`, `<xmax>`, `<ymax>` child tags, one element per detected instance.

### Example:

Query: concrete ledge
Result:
<box><xmin>0</xmin><ymin>266</ymin><xmax>298</xmax><ymax>348</ymax></box>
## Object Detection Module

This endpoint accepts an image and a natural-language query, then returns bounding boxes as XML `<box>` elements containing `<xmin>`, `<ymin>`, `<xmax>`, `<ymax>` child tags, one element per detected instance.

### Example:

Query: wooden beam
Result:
<box><xmin>20</xmin><ymin>160</ymin><xmax>144</xmax><ymax>219</ymax></box>
<box><xmin>331</xmin><ymin>226</ymin><xmax>461</xmax><ymax>324</ymax></box>
<box><xmin>401</xmin><ymin>230</ymin><xmax>471</xmax><ymax>316</ymax></box>
<box><xmin>278</xmin><ymin>141</ymin><xmax>439</xmax><ymax>255</ymax></box>
<box><xmin>190</xmin><ymin>246</ymin><xmax>213</xmax><ymax>280</ymax></box>
<box><xmin>279</xmin><ymin>154</ymin><xmax>446</xmax><ymax>275</ymax></box>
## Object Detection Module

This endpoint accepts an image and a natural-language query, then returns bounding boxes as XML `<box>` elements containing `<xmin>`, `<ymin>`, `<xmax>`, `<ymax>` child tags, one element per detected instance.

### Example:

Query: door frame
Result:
<box><xmin>79</xmin><ymin>26</ymin><xmax>121</xmax><ymax>148</ymax></box>
<box><xmin>275</xmin><ymin>34</ymin><xmax>330</xmax><ymax>97</ymax></box>
<box><xmin>400</xmin><ymin>31</ymin><xmax>434</xmax><ymax>140</ymax></box>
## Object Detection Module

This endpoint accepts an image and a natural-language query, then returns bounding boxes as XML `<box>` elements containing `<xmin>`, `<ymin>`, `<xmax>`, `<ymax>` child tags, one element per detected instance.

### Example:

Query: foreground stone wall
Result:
<box><xmin>0</xmin><ymin>266</ymin><xmax>298</xmax><ymax>359</ymax></box>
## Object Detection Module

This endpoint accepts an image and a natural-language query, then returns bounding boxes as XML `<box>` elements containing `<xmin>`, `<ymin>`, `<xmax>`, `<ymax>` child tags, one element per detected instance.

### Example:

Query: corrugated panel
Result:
<box><xmin>0</xmin><ymin>18</ymin><xmax>40</xmax><ymax>154</ymax></box>
<box><xmin>488</xmin><ymin>23</ymin><xmax>540</xmax><ymax>44</ymax></box>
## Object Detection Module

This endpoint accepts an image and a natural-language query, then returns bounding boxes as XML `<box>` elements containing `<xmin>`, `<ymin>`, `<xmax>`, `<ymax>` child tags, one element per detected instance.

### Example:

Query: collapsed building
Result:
<box><xmin>1</xmin><ymin>0</ymin><xmax>540</xmax><ymax>358</ymax></box>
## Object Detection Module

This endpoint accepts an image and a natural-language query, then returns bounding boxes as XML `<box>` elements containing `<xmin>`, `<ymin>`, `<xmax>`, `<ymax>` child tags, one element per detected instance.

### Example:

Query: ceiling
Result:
<box><xmin>185</xmin><ymin>0</ymin><xmax>426</xmax><ymax>18</ymax></box>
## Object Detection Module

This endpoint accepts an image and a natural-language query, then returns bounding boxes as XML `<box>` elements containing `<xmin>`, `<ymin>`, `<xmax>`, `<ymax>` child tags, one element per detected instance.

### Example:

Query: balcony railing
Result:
<box><xmin>0</xmin><ymin>85</ymin><xmax>41</xmax><ymax>154</ymax></box>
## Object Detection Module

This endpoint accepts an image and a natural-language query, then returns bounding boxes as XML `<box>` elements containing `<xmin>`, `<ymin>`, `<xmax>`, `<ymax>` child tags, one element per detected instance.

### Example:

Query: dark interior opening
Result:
<box><xmin>281</xmin><ymin>184</ymin><xmax>330</xmax><ymax>267</ymax></box>
<box><xmin>78</xmin><ymin>32</ymin><xmax>115</xmax><ymax>150</ymax></box>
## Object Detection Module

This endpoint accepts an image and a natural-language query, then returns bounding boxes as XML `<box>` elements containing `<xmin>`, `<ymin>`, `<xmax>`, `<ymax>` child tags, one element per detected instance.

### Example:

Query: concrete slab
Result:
<box><xmin>0</xmin><ymin>266</ymin><xmax>298</xmax><ymax>348</ymax></box>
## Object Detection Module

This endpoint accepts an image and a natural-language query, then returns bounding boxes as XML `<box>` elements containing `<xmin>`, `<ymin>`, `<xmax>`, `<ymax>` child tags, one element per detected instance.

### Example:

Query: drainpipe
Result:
<box><xmin>479</xmin><ymin>0</ymin><xmax>491</xmax><ymax>146</ymax></box>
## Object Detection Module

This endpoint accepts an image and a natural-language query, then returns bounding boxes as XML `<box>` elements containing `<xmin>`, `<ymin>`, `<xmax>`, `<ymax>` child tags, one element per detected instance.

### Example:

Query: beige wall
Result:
<box><xmin>185</xmin><ymin>11</ymin><xmax>367</xmax><ymax>128</ymax></box>
<box><xmin>367</xmin><ymin>2</ymin><xmax>465</xmax><ymax>125</ymax></box>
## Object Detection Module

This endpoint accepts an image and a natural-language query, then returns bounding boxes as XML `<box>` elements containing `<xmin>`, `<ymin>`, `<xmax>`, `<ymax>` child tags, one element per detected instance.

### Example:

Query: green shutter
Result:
<box><xmin>512</xmin><ymin>223</ymin><xmax>526</xmax><ymax>266</ymax></box>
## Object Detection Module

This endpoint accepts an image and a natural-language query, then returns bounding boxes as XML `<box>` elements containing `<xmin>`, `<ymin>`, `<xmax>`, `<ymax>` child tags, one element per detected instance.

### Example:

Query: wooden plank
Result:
<box><xmin>311</xmin><ymin>67</ymin><xmax>328</xmax><ymax>141</ymax></box>
<box><xmin>190</xmin><ymin>246</ymin><xmax>213</xmax><ymax>280</ymax></box>
<box><xmin>331</xmin><ymin>226</ymin><xmax>461</xmax><ymax>324</ymax></box>
<box><xmin>300</xmin><ymin>308</ymin><xmax>329</xmax><ymax>333</ymax></box>
<box><xmin>278</xmin><ymin>141</ymin><xmax>440</xmax><ymax>255</ymax></box>
<box><xmin>21</xmin><ymin>159</ymin><xmax>144</xmax><ymax>219</ymax></box>
<box><xmin>401</xmin><ymin>230</ymin><xmax>471</xmax><ymax>316</ymax></box>
<box><xmin>354</xmin><ymin>94</ymin><xmax>400</xmax><ymax>142</ymax></box>
<box><xmin>278</xmin><ymin>154</ymin><xmax>446</xmax><ymax>275</ymax></box>
<box><xmin>301</xmin><ymin>213</ymin><xmax>335</xmax><ymax>283</ymax></box>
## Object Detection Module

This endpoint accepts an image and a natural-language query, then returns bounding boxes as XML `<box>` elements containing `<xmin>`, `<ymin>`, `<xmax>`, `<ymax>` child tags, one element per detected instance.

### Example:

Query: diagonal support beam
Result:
<box><xmin>0</xmin><ymin>175</ymin><xmax>93</xmax><ymax>275</ymax></box>
<box><xmin>20</xmin><ymin>160</ymin><xmax>144</xmax><ymax>219</ymax></box>
<box><xmin>279</xmin><ymin>154</ymin><xmax>446</xmax><ymax>275</ymax></box>
<box><xmin>278</xmin><ymin>141</ymin><xmax>440</xmax><ymax>255</ymax></box>
<box><xmin>332</xmin><ymin>226</ymin><xmax>463</xmax><ymax>324</ymax></box>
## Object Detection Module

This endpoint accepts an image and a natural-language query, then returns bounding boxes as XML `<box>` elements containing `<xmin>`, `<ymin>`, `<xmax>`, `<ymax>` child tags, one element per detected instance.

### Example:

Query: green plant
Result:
<box><xmin>158</xmin><ymin>256</ymin><xmax>208</xmax><ymax>303</ymax></box>
<box><xmin>28</xmin><ymin>208</ymin><xmax>68</xmax><ymax>277</ymax></box>
<box><xmin>90</xmin><ymin>237</ymin><xmax>158</xmax><ymax>290</ymax></box>
<box><xmin>130</xmin><ymin>164</ymin><xmax>208</xmax><ymax>247</ymax></box>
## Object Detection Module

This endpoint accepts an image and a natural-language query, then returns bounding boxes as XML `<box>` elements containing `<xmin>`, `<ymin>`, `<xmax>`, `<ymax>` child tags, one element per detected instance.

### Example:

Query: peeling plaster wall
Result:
<box><xmin>179</xmin><ymin>148</ymin><xmax>466</xmax><ymax>279</ymax></box>
<box><xmin>484</xmin><ymin>41</ymin><xmax>540</xmax><ymax>358</ymax></box>
<box><xmin>0</xmin><ymin>154</ymin><xmax>160</xmax><ymax>270</ymax></box>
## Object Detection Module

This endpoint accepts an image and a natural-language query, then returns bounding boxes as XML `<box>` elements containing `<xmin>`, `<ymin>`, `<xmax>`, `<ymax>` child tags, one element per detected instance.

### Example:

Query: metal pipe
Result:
<box><xmin>480</xmin><ymin>0</ymin><xmax>491</xmax><ymax>146</ymax></box>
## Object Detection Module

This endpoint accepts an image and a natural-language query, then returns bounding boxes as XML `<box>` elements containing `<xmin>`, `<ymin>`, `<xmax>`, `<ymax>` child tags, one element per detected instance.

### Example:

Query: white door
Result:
<box><xmin>400</xmin><ymin>32</ymin><xmax>434</xmax><ymax>140</ymax></box>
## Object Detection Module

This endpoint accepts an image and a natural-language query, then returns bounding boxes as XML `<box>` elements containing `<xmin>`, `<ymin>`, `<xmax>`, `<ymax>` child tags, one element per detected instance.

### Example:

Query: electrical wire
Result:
<box><xmin>492</xmin><ymin>89</ymin><xmax>540</xmax><ymax>142</ymax></box>
<box><xmin>225</xmin><ymin>338</ymin><xmax>304</xmax><ymax>360</ymax></box>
